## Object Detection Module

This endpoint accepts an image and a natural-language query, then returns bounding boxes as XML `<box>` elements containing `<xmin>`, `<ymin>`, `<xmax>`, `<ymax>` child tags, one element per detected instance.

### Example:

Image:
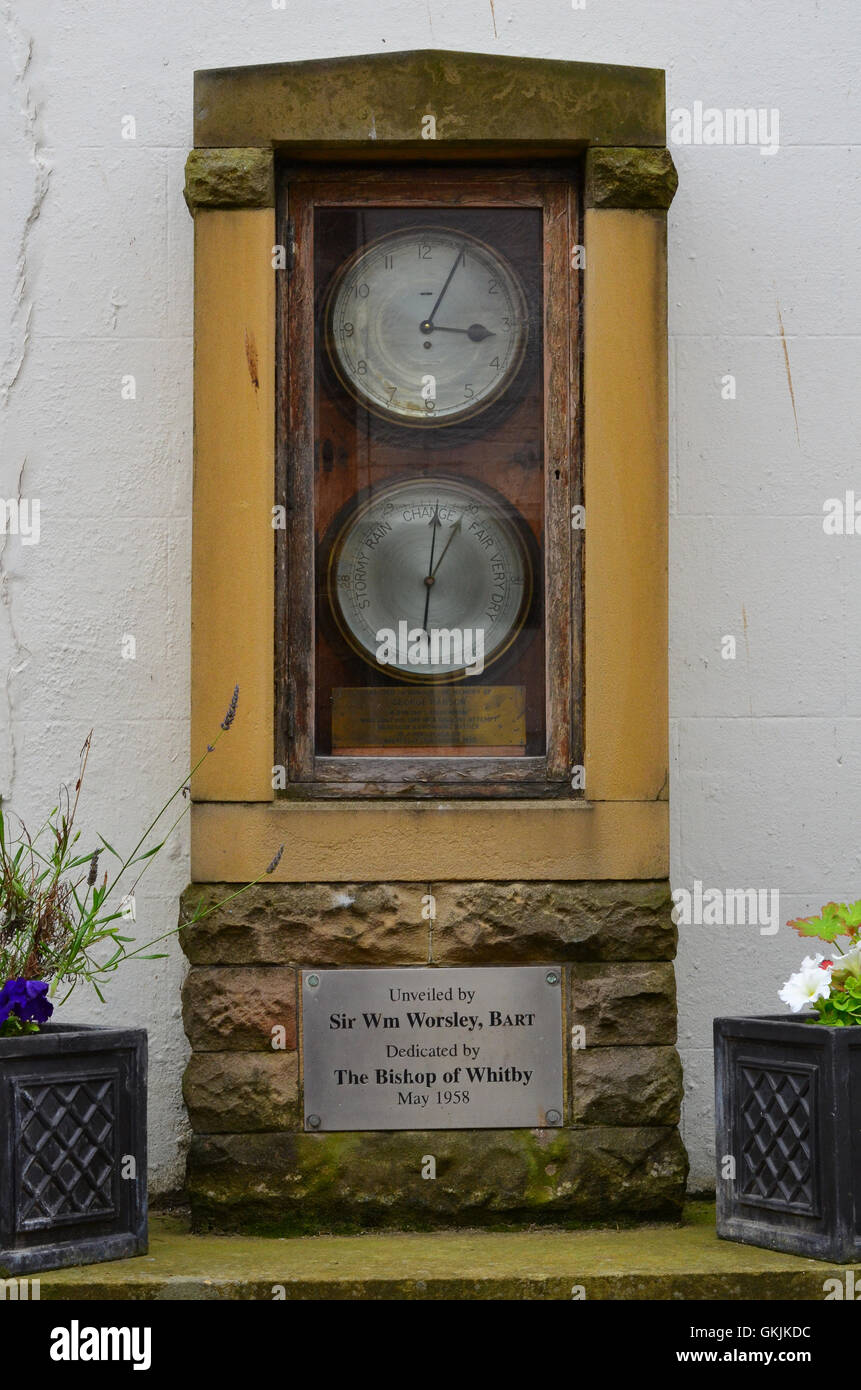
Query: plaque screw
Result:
<box><xmin>307</xmin><ymin>974</ymin><xmax>320</xmax><ymax>989</ymax></box>
<box><xmin>307</xmin><ymin>1114</ymin><xmax>321</xmax><ymax>1129</ymax></box>
<box><xmin>545</xmin><ymin>970</ymin><xmax>560</xmax><ymax>986</ymax></box>
<box><xmin>545</xmin><ymin>1109</ymin><xmax>562</xmax><ymax>1126</ymax></box>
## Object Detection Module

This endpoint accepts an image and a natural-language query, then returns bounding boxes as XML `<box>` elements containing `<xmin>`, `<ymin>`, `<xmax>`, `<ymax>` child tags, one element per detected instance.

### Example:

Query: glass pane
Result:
<box><xmin>313</xmin><ymin>204</ymin><xmax>544</xmax><ymax>758</ymax></box>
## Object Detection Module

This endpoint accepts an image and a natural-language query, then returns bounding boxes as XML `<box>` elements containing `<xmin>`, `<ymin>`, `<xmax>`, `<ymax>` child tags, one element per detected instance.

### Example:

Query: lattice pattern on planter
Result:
<box><xmin>738</xmin><ymin>1063</ymin><xmax>814</xmax><ymax>1211</ymax></box>
<box><xmin>13</xmin><ymin>1076</ymin><xmax>117</xmax><ymax>1231</ymax></box>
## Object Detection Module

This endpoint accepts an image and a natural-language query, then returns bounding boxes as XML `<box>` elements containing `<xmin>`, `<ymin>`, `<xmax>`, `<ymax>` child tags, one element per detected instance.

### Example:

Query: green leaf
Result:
<box><xmin>97</xmin><ymin>834</ymin><xmax>123</xmax><ymax>860</ymax></box>
<box><xmin>788</xmin><ymin>902</ymin><xmax>847</xmax><ymax>944</ymax></box>
<box><xmin>130</xmin><ymin>841</ymin><xmax>165</xmax><ymax>865</ymax></box>
<box><xmin>836</xmin><ymin>900</ymin><xmax>861</xmax><ymax>933</ymax></box>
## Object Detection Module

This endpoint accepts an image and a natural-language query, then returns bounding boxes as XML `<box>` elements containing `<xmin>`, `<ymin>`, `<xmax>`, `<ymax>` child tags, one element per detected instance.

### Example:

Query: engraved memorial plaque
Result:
<box><xmin>301</xmin><ymin>966</ymin><xmax>564</xmax><ymax>1130</ymax></box>
<box><xmin>331</xmin><ymin>686</ymin><xmax>526</xmax><ymax>755</ymax></box>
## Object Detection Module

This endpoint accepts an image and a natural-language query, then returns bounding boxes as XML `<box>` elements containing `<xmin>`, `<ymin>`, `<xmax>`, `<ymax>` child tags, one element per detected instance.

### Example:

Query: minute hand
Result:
<box><xmin>426</xmin><ymin>246</ymin><xmax>465</xmax><ymax>324</ymax></box>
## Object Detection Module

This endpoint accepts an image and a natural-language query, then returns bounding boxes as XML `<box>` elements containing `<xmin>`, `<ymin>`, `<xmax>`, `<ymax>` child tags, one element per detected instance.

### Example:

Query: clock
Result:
<box><xmin>323</xmin><ymin>475</ymin><xmax>535</xmax><ymax>682</ymax></box>
<box><xmin>325</xmin><ymin>227</ymin><xmax>529</xmax><ymax>427</ymax></box>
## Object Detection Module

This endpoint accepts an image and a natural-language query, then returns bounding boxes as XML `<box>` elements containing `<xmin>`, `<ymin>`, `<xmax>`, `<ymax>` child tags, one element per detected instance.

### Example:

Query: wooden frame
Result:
<box><xmin>276</xmin><ymin>163</ymin><xmax>581</xmax><ymax>799</ymax></box>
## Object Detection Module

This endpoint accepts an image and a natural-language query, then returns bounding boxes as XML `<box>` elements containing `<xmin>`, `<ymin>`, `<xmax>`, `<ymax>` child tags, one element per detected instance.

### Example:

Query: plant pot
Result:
<box><xmin>0</xmin><ymin>1023</ymin><xmax>147</xmax><ymax>1275</ymax></box>
<box><xmin>715</xmin><ymin>1014</ymin><xmax>861</xmax><ymax>1262</ymax></box>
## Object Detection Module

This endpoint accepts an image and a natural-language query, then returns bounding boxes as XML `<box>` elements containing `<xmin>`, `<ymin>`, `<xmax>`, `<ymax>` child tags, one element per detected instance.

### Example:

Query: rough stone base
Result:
<box><xmin>180</xmin><ymin>880</ymin><xmax>687</xmax><ymax>1232</ymax></box>
<box><xmin>187</xmin><ymin>1128</ymin><xmax>688</xmax><ymax>1235</ymax></box>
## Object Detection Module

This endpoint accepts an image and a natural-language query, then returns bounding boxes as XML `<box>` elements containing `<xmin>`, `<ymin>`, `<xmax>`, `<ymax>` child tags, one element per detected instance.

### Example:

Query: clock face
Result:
<box><xmin>325</xmin><ymin>227</ymin><xmax>529</xmax><ymax>427</ymax></box>
<box><xmin>325</xmin><ymin>476</ymin><xmax>534</xmax><ymax>682</ymax></box>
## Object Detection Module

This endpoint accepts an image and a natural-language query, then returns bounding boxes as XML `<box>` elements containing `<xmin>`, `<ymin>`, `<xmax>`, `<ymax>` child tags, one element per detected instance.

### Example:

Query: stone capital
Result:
<box><xmin>585</xmin><ymin>146</ymin><xmax>678</xmax><ymax>210</ymax></box>
<box><xmin>184</xmin><ymin>147</ymin><xmax>275</xmax><ymax>214</ymax></box>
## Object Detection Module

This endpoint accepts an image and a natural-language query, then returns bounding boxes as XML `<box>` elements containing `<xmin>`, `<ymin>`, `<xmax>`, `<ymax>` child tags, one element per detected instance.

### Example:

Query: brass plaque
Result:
<box><xmin>332</xmin><ymin>685</ymin><xmax>526</xmax><ymax>754</ymax></box>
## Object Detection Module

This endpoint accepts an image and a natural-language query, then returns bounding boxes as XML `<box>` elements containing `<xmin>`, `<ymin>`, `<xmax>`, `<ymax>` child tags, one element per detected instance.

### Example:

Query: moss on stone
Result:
<box><xmin>192</xmin><ymin>51</ymin><xmax>666</xmax><ymax>151</ymax></box>
<box><xmin>184</xmin><ymin>148</ymin><xmax>274</xmax><ymax>213</ymax></box>
<box><xmin>34</xmin><ymin>1206</ymin><xmax>861</xmax><ymax>1301</ymax></box>
<box><xmin>186</xmin><ymin>1127</ymin><xmax>688</xmax><ymax>1236</ymax></box>
<box><xmin>585</xmin><ymin>147</ymin><xmax>678</xmax><ymax>209</ymax></box>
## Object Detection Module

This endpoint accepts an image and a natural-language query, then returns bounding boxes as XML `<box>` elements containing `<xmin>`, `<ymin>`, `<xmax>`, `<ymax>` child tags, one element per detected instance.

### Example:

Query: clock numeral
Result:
<box><xmin>352</xmin><ymin>282</ymin><xmax>370</xmax><ymax>299</ymax></box>
<box><xmin>490</xmin><ymin>356</ymin><xmax>501</xmax><ymax>371</ymax></box>
<box><xmin>487</xmin><ymin>278</ymin><xmax>499</xmax><ymax>294</ymax></box>
<box><xmin>463</xmin><ymin>383</ymin><xmax>474</xmax><ymax>400</ymax></box>
<box><xmin>385</xmin><ymin>385</ymin><xmax>397</xmax><ymax>403</ymax></box>
<box><xmin>357</xmin><ymin>360</ymin><xmax>368</xmax><ymax>375</ymax></box>
<box><xmin>423</xmin><ymin>398</ymin><xmax>436</xmax><ymax>412</ymax></box>
<box><xmin>418</xmin><ymin>243</ymin><xmax>432</xmax><ymax>259</ymax></box>
<box><xmin>342</xmin><ymin>322</ymin><xmax>354</xmax><ymax>337</ymax></box>
<box><xmin>384</xmin><ymin>254</ymin><xmax>394</xmax><ymax>269</ymax></box>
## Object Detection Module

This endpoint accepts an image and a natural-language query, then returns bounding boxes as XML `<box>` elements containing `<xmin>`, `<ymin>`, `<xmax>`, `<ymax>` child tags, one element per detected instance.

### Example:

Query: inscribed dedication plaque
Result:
<box><xmin>302</xmin><ymin>967</ymin><xmax>563</xmax><ymax>1130</ymax></box>
<box><xmin>331</xmin><ymin>687</ymin><xmax>526</xmax><ymax>754</ymax></box>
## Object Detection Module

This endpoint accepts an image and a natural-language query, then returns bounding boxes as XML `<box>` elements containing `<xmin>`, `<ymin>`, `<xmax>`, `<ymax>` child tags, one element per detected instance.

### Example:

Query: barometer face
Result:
<box><xmin>325</xmin><ymin>476</ymin><xmax>534</xmax><ymax>682</ymax></box>
<box><xmin>326</xmin><ymin>227</ymin><xmax>529</xmax><ymax>427</ymax></box>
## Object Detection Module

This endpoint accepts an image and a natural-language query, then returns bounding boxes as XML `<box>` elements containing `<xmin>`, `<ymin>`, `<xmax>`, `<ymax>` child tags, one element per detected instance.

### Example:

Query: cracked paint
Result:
<box><xmin>0</xmin><ymin>458</ymin><xmax>32</xmax><ymax>796</ymax></box>
<box><xmin>108</xmin><ymin>287</ymin><xmax>127</xmax><ymax>332</ymax></box>
<box><xmin>776</xmin><ymin>300</ymin><xmax>800</xmax><ymax>446</ymax></box>
<box><xmin>1</xmin><ymin>2</ymin><xmax>52</xmax><ymax>408</ymax></box>
<box><xmin>0</xmin><ymin>3</ymin><xmax>48</xmax><ymax>797</ymax></box>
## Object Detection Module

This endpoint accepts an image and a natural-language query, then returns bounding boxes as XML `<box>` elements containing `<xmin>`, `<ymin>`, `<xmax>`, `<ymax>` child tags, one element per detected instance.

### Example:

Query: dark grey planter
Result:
<box><xmin>0</xmin><ymin>1023</ymin><xmax>147</xmax><ymax>1275</ymax></box>
<box><xmin>715</xmin><ymin>1014</ymin><xmax>861</xmax><ymax>1262</ymax></box>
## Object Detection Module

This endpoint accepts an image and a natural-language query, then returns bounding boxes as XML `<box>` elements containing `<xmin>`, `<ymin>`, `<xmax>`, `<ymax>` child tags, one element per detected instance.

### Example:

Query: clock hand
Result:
<box><xmin>421</xmin><ymin>502</ymin><xmax>442</xmax><ymax>633</ymax></box>
<box><xmin>421</xmin><ymin>246</ymin><xmax>466</xmax><ymax>330</ymax></box>
<box><xmin>430</xmin><ymin>515</ymin><xmax>463</xmax><ymax>578</ymax></box>
<box><xmin>429</xmin><ymin>323</ymin><xmax>496</xmax><ymax>342</ymax></box>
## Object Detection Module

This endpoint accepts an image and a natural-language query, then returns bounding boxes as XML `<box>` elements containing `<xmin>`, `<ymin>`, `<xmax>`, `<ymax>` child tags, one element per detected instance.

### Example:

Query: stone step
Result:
<box><xmin>31</xmin><ymin>1205</ymin><xmax>861</xmax><ymax>1300</ymax></box>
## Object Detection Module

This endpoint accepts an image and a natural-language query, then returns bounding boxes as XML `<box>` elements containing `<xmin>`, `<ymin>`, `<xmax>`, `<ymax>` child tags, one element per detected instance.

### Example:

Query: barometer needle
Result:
<box><xmin>430</xmin><ymin>515</ymin><xmax>463</xmax><ymax>578</ymax></box>
<box><xmin>421</xmin><ymin>501</ymin><xmax>442</xmax><ymax>633</ymax></box>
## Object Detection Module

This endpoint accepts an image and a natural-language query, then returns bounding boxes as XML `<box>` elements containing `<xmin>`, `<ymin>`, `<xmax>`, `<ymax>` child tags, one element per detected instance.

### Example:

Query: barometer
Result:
<box><xmin>323</xmin><ymin>475</ymin><xmax>535</xmax><ymax>682</ymax></box>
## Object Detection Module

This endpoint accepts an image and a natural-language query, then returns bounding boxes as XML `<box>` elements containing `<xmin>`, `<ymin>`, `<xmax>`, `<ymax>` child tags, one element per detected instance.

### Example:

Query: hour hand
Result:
<box><xmin>430</xmin><ymin>323</ymin><xmax>496</xmax><ymax>342</ymax></box>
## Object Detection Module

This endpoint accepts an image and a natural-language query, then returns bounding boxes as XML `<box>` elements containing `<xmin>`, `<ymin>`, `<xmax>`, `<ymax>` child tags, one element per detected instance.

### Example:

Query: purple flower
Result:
<box><xmin>87</xmin><ymin>849</ymin><xmax>101</xmax><ymax>887</ymax></box>
<box><xmin>221</xmin><ymin>685</ymin><xmax>239</xmax><ymax>732</ymax></box>
<box><xmin>0</xmin><ymin>978</ymin><xmax>54</xmax><ymax>1027</ymax></box>
<box><xmin>266</xmin><ymin>844</ymin><xmax>284</xmax><ymax>875</ymax></box>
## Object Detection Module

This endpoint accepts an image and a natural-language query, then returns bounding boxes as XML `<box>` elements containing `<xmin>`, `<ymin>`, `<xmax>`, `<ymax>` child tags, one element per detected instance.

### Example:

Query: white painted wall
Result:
<box><xmin>1</xmin><ymin>0</ymin><xmax>857</xmax><ymax>1193</ymax></box>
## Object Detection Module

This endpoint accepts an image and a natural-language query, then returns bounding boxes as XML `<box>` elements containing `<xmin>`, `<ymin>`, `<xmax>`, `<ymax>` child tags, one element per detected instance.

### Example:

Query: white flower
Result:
<box><xmin>833</xmin><ymin>941</ymin><xmax>861</xmax><ymax>977</ymax></box>
<box><xmin>779</xmin><ymin>955</ymin><xmax>833</xmax><ymax>1012</ymax></box>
